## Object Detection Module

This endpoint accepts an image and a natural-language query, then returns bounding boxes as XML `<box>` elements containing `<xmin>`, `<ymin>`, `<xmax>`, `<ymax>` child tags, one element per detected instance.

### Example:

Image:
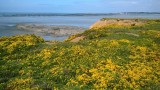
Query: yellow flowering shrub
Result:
<box><xmin>71</xmin><ymin>45</ymin><xmax>87</xmax><ymax>56</ymax></box>
<box><xmin>38</xmin><ymin>49</ymin><xmax>55</xmax><ymax>59</ymax></box>
<box><xmin>140</xmin><ymin>30</ymin><xmax>160</xmax><ymax>38</ymax></box>
<box><xmin>6</xmin><ymin>77</ymin><xmax>33</xmax><ymax>90</ymax></box>
<box><xmin>0</xmin><ymin>19</ymin><xmax>160</xmax><ymax>89</ymax></box>
<box><xmin>0</xmin><ymin>34</ymin><xmax>44</xmax><ymax>54</ymax></box>
<box><xmin>119</xmin><ymin>39</ymin><xmax>131</xmax><ymax>44</ymax></box>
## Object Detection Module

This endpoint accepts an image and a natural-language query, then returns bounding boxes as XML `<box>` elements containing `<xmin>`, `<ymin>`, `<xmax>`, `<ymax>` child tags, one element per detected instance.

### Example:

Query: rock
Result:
<box><xmin>16</xmin><ymin>24</ymin><xmax>86</xmax><ymax>36</ymax></box>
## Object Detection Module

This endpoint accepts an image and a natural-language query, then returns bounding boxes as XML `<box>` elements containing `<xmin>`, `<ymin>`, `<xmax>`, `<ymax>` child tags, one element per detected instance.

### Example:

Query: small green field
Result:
<box><xmin>0</xmin><ymin>19</ymin><xmax>160</xmax><ymax>90</ymax></box>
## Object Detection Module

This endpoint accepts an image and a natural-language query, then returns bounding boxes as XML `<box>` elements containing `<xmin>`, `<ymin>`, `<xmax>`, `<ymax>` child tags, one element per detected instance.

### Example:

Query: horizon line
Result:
<box><xmin>0</xmin><ymin>12</ymin><xmax>160</xmax><ymax>14</ymax></box>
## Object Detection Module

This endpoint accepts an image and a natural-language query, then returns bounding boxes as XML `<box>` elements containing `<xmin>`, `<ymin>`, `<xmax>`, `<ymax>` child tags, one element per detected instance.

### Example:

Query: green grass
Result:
<box><xmin>0</xmin><ymin>19</ymin><xmax>160</xmax><ymax>90</ymax></box>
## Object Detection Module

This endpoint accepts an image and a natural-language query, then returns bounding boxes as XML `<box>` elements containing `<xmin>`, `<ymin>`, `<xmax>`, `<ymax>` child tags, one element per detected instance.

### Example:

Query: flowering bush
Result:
<box><xmin>0</xmin><ymin>19</ymin><xmax>160</xmax><ymax>89</ymax></box>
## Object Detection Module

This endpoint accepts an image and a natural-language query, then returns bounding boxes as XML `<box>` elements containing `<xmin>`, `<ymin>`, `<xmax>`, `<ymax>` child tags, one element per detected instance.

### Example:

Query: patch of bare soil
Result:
<box><xmin>70</xmin><ymin>36</ymin><xmax>85</xmax><ymax>42</ymax></box>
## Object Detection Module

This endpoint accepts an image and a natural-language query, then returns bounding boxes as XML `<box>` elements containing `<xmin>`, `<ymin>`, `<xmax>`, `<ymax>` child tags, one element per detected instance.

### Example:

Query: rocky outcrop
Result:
<box><xmin>16</xmin><ymin>24</ymin><xmax>86</xmax><ymax>36</ymax></box>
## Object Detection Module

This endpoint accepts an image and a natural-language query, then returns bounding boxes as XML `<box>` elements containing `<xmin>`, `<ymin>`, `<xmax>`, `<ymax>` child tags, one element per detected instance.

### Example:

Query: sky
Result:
<box><xmin>0</xmin><ymin>0</ymin><xmax>160</xmax><ymax>13</ymax></box>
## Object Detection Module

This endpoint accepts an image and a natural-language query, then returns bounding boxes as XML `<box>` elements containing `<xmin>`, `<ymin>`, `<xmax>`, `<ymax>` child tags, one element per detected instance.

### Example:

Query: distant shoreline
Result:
<box><xmin>1</xmin><ymin>12</ymin><xmax>160</xmax><ymax>17</ymax></box>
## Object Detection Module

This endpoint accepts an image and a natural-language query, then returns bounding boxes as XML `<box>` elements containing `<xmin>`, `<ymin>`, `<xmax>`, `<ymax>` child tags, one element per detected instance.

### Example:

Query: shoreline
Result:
<box><xmin>14</xmin><ymin>24</ymin><xmax>87</xmax><ymax>41</ymax></box>
<box><xmin>16</xmin><ymin>24</ymin><xmax>86</xmax><ymax>36</ymax></box>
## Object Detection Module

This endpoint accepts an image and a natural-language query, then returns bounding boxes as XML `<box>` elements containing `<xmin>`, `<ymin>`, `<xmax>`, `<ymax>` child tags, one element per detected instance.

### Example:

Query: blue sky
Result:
<box><xmin>0</xmin><ymin>0</ymin><xmax>159</xmax><ymax>13</ymax></box>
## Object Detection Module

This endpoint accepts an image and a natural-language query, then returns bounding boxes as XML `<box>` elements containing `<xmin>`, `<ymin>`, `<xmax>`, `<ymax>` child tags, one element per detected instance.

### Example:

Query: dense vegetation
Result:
<box><xmin>0</xmin><ymin>19</ymin><xmax>160</xmax><ymax>90</ymax></box>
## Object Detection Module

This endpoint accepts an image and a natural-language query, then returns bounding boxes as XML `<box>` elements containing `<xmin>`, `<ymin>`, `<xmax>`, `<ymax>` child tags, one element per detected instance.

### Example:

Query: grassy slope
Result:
<box><xmin>0</xmin><ymin>19</ymin><xmax>160</xmax><ymax>90</ymax></box>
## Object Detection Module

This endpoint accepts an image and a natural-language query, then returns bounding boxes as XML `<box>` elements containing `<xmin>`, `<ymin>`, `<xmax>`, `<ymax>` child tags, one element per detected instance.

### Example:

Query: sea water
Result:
<box><xmin>0</xmin><ymin>13</ymin><xmax>160</xmax><ymax>41</ymax></box>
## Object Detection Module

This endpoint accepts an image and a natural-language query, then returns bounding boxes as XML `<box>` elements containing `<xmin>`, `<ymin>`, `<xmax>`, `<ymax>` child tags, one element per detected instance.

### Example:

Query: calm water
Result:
<box><xmin>0</xmin><ymin>13</ymin><xmax>160</xmax><ymax>41</ymax></box>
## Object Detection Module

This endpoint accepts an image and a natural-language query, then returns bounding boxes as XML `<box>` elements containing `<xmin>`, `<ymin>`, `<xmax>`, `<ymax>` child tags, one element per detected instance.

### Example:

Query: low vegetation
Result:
<box><xmin>0</xmin><ymin>19</ymin><xmax>160</xmax><ymax>90</ymax></box>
